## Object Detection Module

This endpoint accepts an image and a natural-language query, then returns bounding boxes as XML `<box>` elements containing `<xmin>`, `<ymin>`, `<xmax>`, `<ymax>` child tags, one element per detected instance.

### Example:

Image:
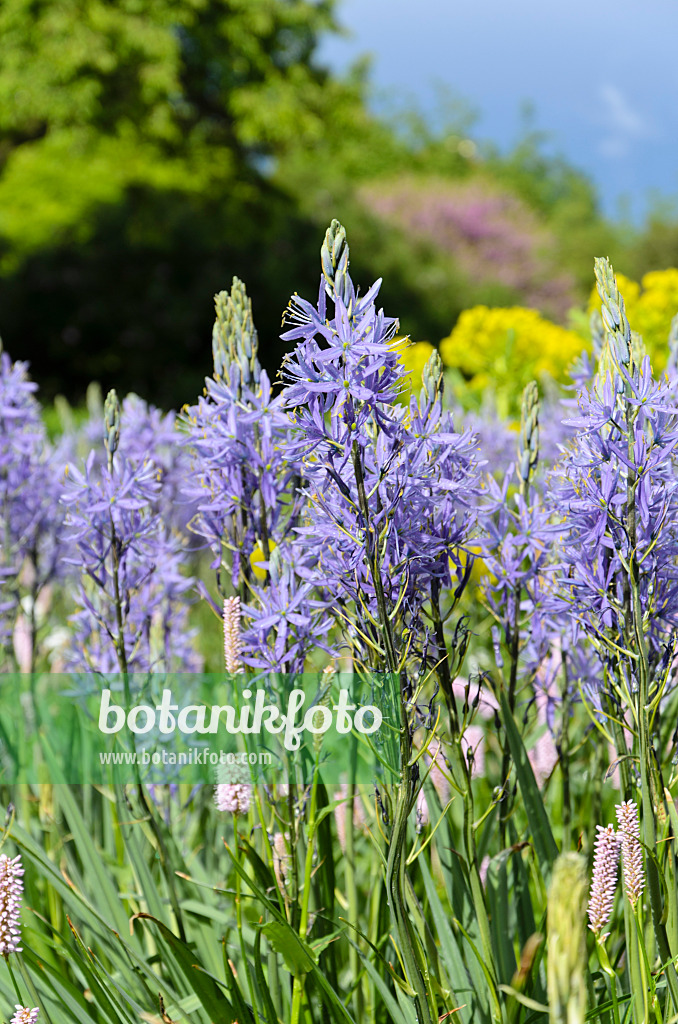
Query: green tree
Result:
<box><xmin>0</xmin><ymin>0</ymin><xmax>631</xmax><ymax>408</ymax></box>
<box><xmin>0</xmin><ymin>0</ymin><xmax>373</xmax><ymax>403</ymax></box>
<box><xmin>0</xmin><ymin>0</ymin><xmax>352</xmax><ymax>263</ymax></box>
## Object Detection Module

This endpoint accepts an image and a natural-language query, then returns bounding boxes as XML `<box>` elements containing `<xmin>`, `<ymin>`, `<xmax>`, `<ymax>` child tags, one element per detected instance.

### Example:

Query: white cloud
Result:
<box><xmin>598</xmin><ymin>84</ymin><xmax>652</xmax><ymax>159</ymax></box>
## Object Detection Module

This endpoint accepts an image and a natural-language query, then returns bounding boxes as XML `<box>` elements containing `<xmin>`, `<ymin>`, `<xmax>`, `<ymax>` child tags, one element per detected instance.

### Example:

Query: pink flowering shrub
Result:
<box><xmin>359</xmin><ymin>176</ymin><xmax>578</xmax><ymax>321</ymax></box>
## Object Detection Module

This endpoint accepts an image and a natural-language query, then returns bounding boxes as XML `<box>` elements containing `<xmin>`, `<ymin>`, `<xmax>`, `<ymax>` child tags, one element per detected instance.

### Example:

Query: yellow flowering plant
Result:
<box><xmin>588</xmin><ymin>268</ymin><xmax>678</xmax><ymax>372</ymax></box>
<box><xmin>438</xmin><ymin>305</ymin><xmax>585</xmax><ymax>417</ymax></box>
<box><xmin>390</xmin><ymin>338</ymin><xmax>436</xmax><ymax>403</ymax></box>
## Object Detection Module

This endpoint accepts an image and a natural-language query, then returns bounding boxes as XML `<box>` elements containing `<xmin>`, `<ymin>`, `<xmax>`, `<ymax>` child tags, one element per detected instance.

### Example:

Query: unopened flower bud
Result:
<box><xmin>321</xmin><ymin>219</ymin><xmax>350</xmax><ymax>305</ymax></box>
<box><xmin>594</xmin><ymin>257</ymin><xmax>632</xmax><ymax>372</ymax></box>
<box><xmin>103</xmin><ymin>389</ymin><xmax>121</xmax><ymax>461</ymax></box>
<box><xmin>547</xmin><ymin>852</ymin><xmax>588</xmax><ymax>1024</ymax></box>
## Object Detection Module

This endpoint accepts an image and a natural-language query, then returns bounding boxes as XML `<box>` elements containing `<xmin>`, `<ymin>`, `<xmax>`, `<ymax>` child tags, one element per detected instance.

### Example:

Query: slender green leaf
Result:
<box><xmin>500</xmin><ymin>691</ymin><xmax>558</xmax><ymax>876</ymax></box>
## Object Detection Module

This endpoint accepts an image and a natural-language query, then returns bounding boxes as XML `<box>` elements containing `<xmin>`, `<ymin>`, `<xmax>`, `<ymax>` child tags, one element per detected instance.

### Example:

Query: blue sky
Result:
<box><xmin>318</xmin><ymin>0</ymin><xmax>678</xmax><ymax>222</ymax></box>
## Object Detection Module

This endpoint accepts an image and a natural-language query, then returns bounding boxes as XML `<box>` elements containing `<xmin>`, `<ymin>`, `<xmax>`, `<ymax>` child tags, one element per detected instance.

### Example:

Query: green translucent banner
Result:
<box><xmin>0</xmin><ymin>672</ymin><xmax>401</xmax><ymax>785</ymax></box>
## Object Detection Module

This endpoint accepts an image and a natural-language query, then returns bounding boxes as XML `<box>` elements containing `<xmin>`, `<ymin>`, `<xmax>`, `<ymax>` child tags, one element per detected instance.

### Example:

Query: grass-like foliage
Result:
<box><xmin>0</xmin><ymin>222</ymin><xmax>678</xmax><ymax>1024</ymax></box>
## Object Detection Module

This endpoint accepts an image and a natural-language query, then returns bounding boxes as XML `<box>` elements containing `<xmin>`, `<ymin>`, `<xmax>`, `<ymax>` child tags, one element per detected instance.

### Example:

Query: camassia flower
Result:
<box><xmin>61</xmin><ymin>393</ymin><xmax>200</xmax><ymax>673</ymax></box>
<box><xmin>552</xmin><ymin>343</ymin><xmax>678</xmax><ymax>687</ymax></box>
<box><xmin>119</xmin><ymin>394</ymin><xmax>195</xmax><ymax>536</ymax></box>
<box><xmin>281</xmin><ymin>276</ymin><xmax>402</xmax><ymax>414</ymax></box>
<box><xmin>184</xmin><ymin>279</ymin><xmax>295</xmax><ymax>593</ymax></box>
<box><xmin>241</xmin><ymin>547</ymin><xmax>335</xmax><ymax>675</ymax></box>
<box><xmin>0</xmin><ymin>347</ymin><xmax>71</xmax><ymax>666</ymax></box>
<box><xmin>279</xmin><ymin>267</ymin><xmax>480</xmax><ymax>664</ymax></box>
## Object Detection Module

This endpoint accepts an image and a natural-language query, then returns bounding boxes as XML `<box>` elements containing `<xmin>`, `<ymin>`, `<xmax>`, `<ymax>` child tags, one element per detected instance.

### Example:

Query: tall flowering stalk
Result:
<box><xmin>547</xmin><ymin>853</ymin><xmax>588</xmax><ymax>1024</ymax></box>
<box><xmin>0</xmin><ymin>853</ymin><xmax>24</xmax><ymax>956</ymax></box>
<box><xmin>588</xmin><ymin>824</ymin><xmax>619</xmax><ymax>935</ymax></box>
<box><xmin>588</xmin><ymin>821</ymin><xmax>624</xmax><ymax>1023</ymax></box>
<box><xmin>184</xmin><ymin>279</ymin><xmax>333</xmax><ymax>676</ymax></box>
<box><xmin>223</xmin><ymin>596</ymin><xmax>243</xmax><ymax>675</ymax></box>
<box><xmin>61</xmin><ymin>390</ymin><xmax>199</xmax><ymax>946</ymax></box>
<box><xmin>481</xmin><ymin>380</ymin><xmax>563</xmax><ymax>846</ymax></box>
<box><xmin>615</xmin><ymin>797</ymin><xmax>650</xmax><ymax>1021</ymax></box>
<box><xmin>277</xmin><ymin>220</ymin><xmax>481</xmax><ymax>1024</ymax></box>
<box><xmin>553</xmin><ymin>257</ymin><xmax>678</xmax><ymax>1009</ymax></box>
<box><xmin>61</xmin><ymin>389</ymin><xmax>200</xmax><ymax>674</ymax></box>
<box><xmin>0</xmin><ymin>346</ymin><xmax>71</xmax><ymax>671</ymax></box>
<box><xmin>184</xmin><ymin>278</ymin><xmax>297</xmax><ymax>595</ymax></box>
<box><xmin>616</xmin><ymin>799</ymin><xmax>644</xmax><ymax>909</ymax></box>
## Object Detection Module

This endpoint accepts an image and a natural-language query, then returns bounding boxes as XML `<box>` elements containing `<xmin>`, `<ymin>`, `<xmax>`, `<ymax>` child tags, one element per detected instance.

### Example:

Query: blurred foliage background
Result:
<box><xmin>1</xmin><ymin>0</ymin><xmax>678</xmax><ymax>408</ymax></box>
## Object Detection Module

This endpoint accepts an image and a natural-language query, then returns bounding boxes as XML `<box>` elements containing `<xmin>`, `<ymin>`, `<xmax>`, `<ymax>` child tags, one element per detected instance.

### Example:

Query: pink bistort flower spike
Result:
<box><xmin>333</xmin><ymin>784</ymin><xmax>367</xmax><ymax>853</ymax></box>
<box><xmin>588</xmin><ymin>824</ymin><xmax>619</xmax><ymax>934</ymax></box>
<box><xmin>223</xmin><ymin>596</ymin><xmax>243</xmax><ymax>675</ymax></box>
<box><xmin>215</xmin><ymin>783</ymin><xmax>251</xmax><ymax>815</ymax></box>
<box><xmin>616</xmin><ymin>800</ymin><xmax>645</xmax><ymax>908</ymax></box>
<box><xmin>0</xmin><ymin>854</ymin><xmax>24</xmax><ymax>955</ymax></box>
<box><xmin>272</xmin><ymin>831</ymin><xmax>291</xmax><ymax>892</ymax></box>
<box><xmin>10</xmin><ymin>1007</ymin><xmax>39</xmax><ymax>1024</ymax></box>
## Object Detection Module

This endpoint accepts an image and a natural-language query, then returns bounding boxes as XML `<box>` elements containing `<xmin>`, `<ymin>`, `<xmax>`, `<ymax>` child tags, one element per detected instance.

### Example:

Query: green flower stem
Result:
<box><xmin>110</xmin><ymin>511</ymin><xmax>187</xmax><ymax>944</ymax></box>
<box><xmin>4</xmin><ymin>953</ymin><xmax>24</xmax><ymax>1005</ymax></box>
<box><xmin>596</xmin><ymin>938</ymin><xmax>621</xmax><ymax>1024</ymax></box>
<box><xmin>429</xmin><ymin>579</ymin><xmax>459</xmax><ymax>734</ymax></box>
<box><xmin>286</xmin><ymin>783</ymin><xmax>300</xmax><ymax>928</ymax></box>
<box><xmin>434</xmin><ymin>583</ymin><xmax>503</xmax><ymax>1021</ymax></box>
<box><xmin>559</xmin><ymin>655</ymin><xmax>572</xmax><ymax>849</ymax></box>
<box><xmin>617</xmin><ymin>346</ymin><xmax>678</xmax><ymax>1012</ymax></box>
<box><xmin>366</xmin><ymin>849</ymin><xmax>384</xmax><ymax>1021</ymax></box>
<box><xmin>234</xmin><ymin>813</ymin><xmax>261</xmax><ymax>1024</ymax></box>
<box><xmin>385</xmin><ymin>783</ymin><xmax>434</xmax><ymax>1024</ymax></box>
<box><xmin>345</xmin><ymin>780</ymin><xmax>365</xmax><ymax>1022</ymax></box>
<box><xmin>253</xmin><ymin>786</ymin><xmax>286</xmax><ymax>917</ymax></box>
<box><xmin>448</xmin><ymin>736</ymin><xmax>504</xmax><ymax>1024</ymax></box>
<box><xmin>627</xmin><ymin>898</ymin><xmax>649</xmax><ymax>1024</ymax></box>
<box><xmin>662</xmin><ymin>792</ymin><xmax>678</xmax><ymax>964</ymax></box>
<box><xmin>16</xmin><ymin>952</ymin><xmax>53</xmax><ymax>1024</ymax></box>
<box><xmin>351</xmin><ymin>439</ymin><xmax>435</xmax><ymax>1024</ymax></box>
<box><xmin>291</xmin><ymin>760</ymin><xmax>320</xmax><ymax>1024</ymax></box>
<box><xmin>637</xmin><ymin>706</ymin><xmax>678</xmax><ymax>1010</ymax></box>
<box><xmin>633</xmin><ymin>904</ymin><xmax>662</xmax><ymax>1024</ymax></box>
